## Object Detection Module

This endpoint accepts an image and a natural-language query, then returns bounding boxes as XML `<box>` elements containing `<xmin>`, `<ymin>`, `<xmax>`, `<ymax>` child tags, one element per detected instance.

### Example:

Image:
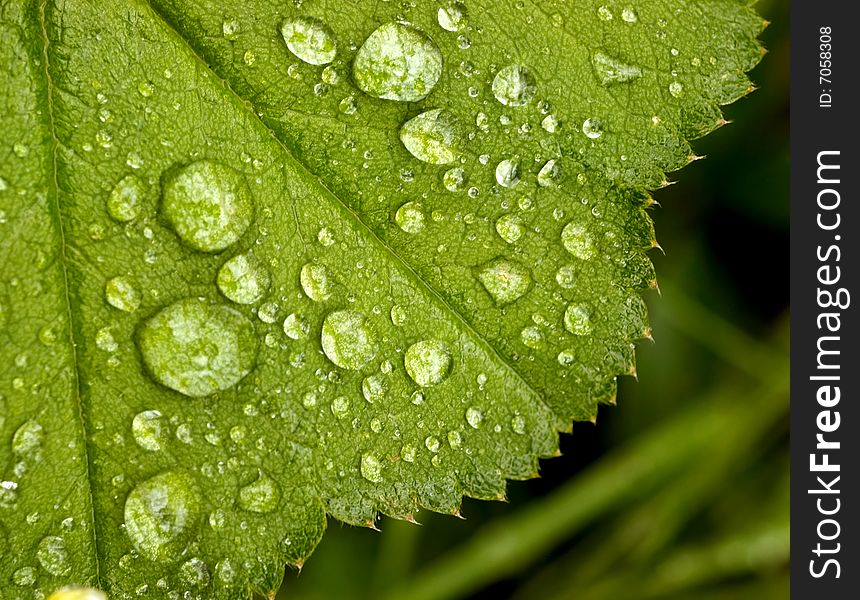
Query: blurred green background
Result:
<box><xmin>278</xmin><ymin>1</ymin><xmax>790</xmax><ymax>598</ymax></box>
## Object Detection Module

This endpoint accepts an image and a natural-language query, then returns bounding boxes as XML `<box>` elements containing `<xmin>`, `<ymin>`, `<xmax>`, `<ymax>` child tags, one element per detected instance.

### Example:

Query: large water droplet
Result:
<box><xmin>353</xmin><ymin>22</ymin><xmax>443</xmax><ymax>102</ymax></box>
<box><xmin>465</xmin><ymin>406</ymin><xmax>483</xmax><ymax>429</ymax></box>
<box><xmin>360</xmin><ymin>453</ymin><xmax>384</xmax><ymax>483</ymax></box>
<box><xmin>564</xmin><ymin>303</ymin><xmax>593</xmax><ymax>335</ymax></box>
<box><xmin>582</xmin><ymin>117</ymin><xmax>604</xmax><ymax>139</ymax></box>
<box><xmin>107</xmin><ymin>175</ymin><xmax>144</xmax><ymax>222</ymax></box>
<box><xmin>362</xmin><ymin>374</ymin><xmax>387</xmax><ymax>403</ymax></box>
<box><xmin>280</xmin><ymin>17</ymin><xmax>337</xmax><ymax>65</ymax></box>
<box><xmin>12</xmin><ymin>420</ymin><xmax>44</xmax><ymax>461</ymax></box>
<box><xmin>537</xmin><ymin>159</ymin><xmax>559</xmax><ymax>187</ymax></box>
<box><xmin>495</xmin><ymin>214</ymin><xmax>525</xmax><ymax>243</ymax></box>
<box><xmin>476</xmin><ymin>258</ymin><xmax>533</xmax><ymax>305</ymax></box>
<box><xmin>561</xmin><ymin>222</ymin><xmax>595</xmax><ymax>259</ymax></box>
<box><xmin>405</xmin><ymin>339</ymin><xmax>452</xmax><ymax>387</ymax></box>
<box><xmin>395</xmin><ymin>201</ymin><xmax>426</xmax><ymax>234</ymax></box>
<box><xmin>217</xmin><ymin>254</ymin><xmax>271</xmax><ymax>305</ymax></box>
<box><xmin>105</xmin><ymin>276</ymin><xmax>140</xmax><ymax>312</ymax></box>
<box><xmin>495</xmin><ymin>159</ymin><xmax>520</xmax><ymax>188</ymax></box>
<box><xmin>592</xmin><ymin>52</ymin><xmax>642</xmax><ymax>85</ymax></box>
<box><xmin>237</xmin><ymin>471</ymin><xmax>280</xmax><ymax>513</ymax></box>
<box><xmin>162</xmin><ymin>161</ymin><xmax>253</xmax><ymax>253</ymax></box>
<box><xmin>283</xmin><ymin>313</ymin><xmax>310</xmax><ymax>339</ymax></box>
<box><xmin>37</xmin><ymin>535</ymin><xmax>71</xmax><ymax>576</ymax></box>
<box><xmin>437</xmin><ymin>2</ymin><xmax>469</xmax><ymax>32</ymax></box>
<box><xmin>321</xmin><ymin>310</ymin><xmax>378</xmax><ymax>370</ymax></box>
<box><xmin>124</xmin><ymin>471</ymin><xmax>202</xmax><ymax>562</ymax></box>
<box><xmin>492</xmin><ymin>65</ymin><xmax>537</xmax><ymax>107</ymax></box>
<box><xmin>138</xmin><ymin>298</ymin><xmax>258</xmax><ymax>398</ymax></box>
<box><xmin>300</xmin><ymin>263</ymin><xmax>333</xmax><ymax>302</ymax></box>
<box><xmin>622</xmin><ymin>8</ymin><xmax>639</xmax><ymax>22</ymax></box>
<box><xmin>400</xmin><ymin>109</ymin><xmax>460</xmax><ymax>164</ymax></box>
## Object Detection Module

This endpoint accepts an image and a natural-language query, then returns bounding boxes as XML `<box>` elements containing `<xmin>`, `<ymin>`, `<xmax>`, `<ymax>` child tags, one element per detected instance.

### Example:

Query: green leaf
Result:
<box><xmin>0</xmin><ymin>0</ymin><xmax>764</xmax><ymax>596</ymax></box>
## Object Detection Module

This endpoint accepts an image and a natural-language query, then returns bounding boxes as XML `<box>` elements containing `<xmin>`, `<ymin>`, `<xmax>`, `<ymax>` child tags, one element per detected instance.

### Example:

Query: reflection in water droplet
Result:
<box><xmin>321</xmin><ymin>310</ymin><xmax>378</xmax><ymax>370</ymax></box>
<box><xmin>395</xmin><ymin>201</ymin><xmax>426</xmax><ymax>234</ymax></box>
<box><xmin>107</xmin><ymin>175</ymin><xmax>144</xmax><ymax>222</ymax></box>
<box><xmin>300</xmin><ymin>263</ymin><xmax>334</xmax><ymax>302</ymax></box>
<box><xmin>353</xmin><ymin>22</ymin><xmax>443</xmax><ymax>102</ymax></box>
<box><xmin>495</xmin><ymin>214</ymin><xmax>525</xmax><ymax>244</ymax></box>
<box><xmin>541</xmin><ymin>114</ymin><xmax>560</xmax><ymax>133</ymax></box>
<box><xmin>105</xmin><ymin>276</ymin><xmax>140</xmax><ymax>312</ymax></box>
<box><xmin>561</xmin><ymin>222</ymin><xmax>595</xmax><ymax>259</ymax></box>
<box><xmin>132</xmin><ymin>410</ymin><xmax>167</xmax><ymax>452</ymax></box>
<box><xmin>138</xmin><ymin>298</ymin><xmax>258</xmax><ymax>398</ymax></box>
<box><xmin>438</xmin><ymin>2</ymin><xmax>469</xmax><ymax>32</ymax></box>
<box><xmin>37</xmin><ymin>535</ymin><xmax>71</xmax><ymax>576</ymax></box>
<box><xmin>492</xmin><ymin>65</ymin><xmax>537</xmax><ymax>107</ymax></box>
<box><xmin>476</xmin><ymin>258</ymin><xmax>533</xmax><ymax>306</ymax></box>
<box><xmin>217</xmin><ymin>254</ymin><xmax>271</xmax><ymax>305</ymax></box>
<box><xmin>360</xmin><ymin>453</ymin><xmax>384</xmax><ymax>483</ymax></box>
<box><xmin>592</xmin><ymin>52</ymin><xmax>642</xmax><ymax>85</ymax></box>
<box><xmin>281</xmin><ymin>17</ymin><xmax>337</xmax><ymax>65</ymax></box>
<box><xmin>400</xmin><ymin>109</ymin><xmax>461</xmax><ymax>164</ymax></box>
<box><xmin>622</xmin><ymin>8</ymin><xmax>638</xmax><ymax>23</ymax></box>
<box><xmin>405</xmin><ymin>339</ymin><xmax>452</xmax><ymax>387</ymax></box>
<box><xmin>162</xmin><ymin>160</ymin><xmax>253</xmax><ymax>253</ymax></box>
<box><xmin>238</xmin><ymin>471</ymin><xmax>280</xmax><ymax>513</ymax></box>
<box><xmin>124</xmin><ymin>471</ymin><xmax>202</xmax><ymax>562</ymax></box>
<box><xmin>564</xmin><ymin>303</ymin><xmax>593</xmax><ymax>335</ymax></box>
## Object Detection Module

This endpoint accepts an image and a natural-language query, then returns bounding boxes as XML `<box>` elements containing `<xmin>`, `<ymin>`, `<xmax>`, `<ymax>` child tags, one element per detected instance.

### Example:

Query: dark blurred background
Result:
<box><xmin>278</xmin><ymin>1</ymin><xmax>789</xmax><ymax>597</ymax></box>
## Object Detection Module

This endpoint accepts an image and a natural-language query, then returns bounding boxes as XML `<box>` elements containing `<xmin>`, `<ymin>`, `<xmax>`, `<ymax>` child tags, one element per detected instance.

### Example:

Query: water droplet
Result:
<box><xmin>317</xmin><ymin>227</ymin><xmax>335</xmax><ymax>246</ymax></box>
<box><xmin>300</xmin><ymin>263</ymin><xmax>333</xmax><ymax>302</ymax></box>
<box><xmin>362</xmin><ymin>374</ymin><xmax>387</xmax><ymax>403</ymax></box>
<box><xmin>12</xmin><ymin>567</ymin><xmax>36</xmax><ymax>586</ymax></box>
<box><xmin>321</xmin><ymin>310</ymin><xmax>378</xmax><ymax>370</ymax></box>
<box><xmin>360</xmin><ymin>453</ymin><xmax>384</xmax><ymax>483</ymax></box>
<box><xmin>353</xmin><ymin>22</ymin><xmax>443</xmax><ymax>101</ymax></box>
<box><xmin>132</xmin><ymin>410</ymin><xmax>167</xmax><ymax>452</ymax></box>
<box><xmin>555</xmin><ymin>265</ymin><xmax>577</xmax><ymax>288</ymax></box>
<box><xmin>105</xmin><ymin>276</ymin><xmax>140</xmax><ymax>312</ymax></box>
<box><xmin>162</xmin><ymin>160</ymin><xmax>253</xmax><ymax>253</ymax></box>
<box><xmin>495</xmin><ymin>158</ymin><xmax>520</xmax><ymax>188</ymax></box>
<box><xmin>476</xmin><ymin>258</ymin><xmax>533</xmax><ymax>306</ymax></box>
<box><xmin>238</xmin><ymin>471</ymin><xmax>280</xmax><ymax>513</ymax></box>
<box><xmin>222</xmin><ymin>19</ymin><xmax>240</xmax><ymax>40</ymax></box>
<box><xmin>592</xmin><ymin>52</ymin><xmax>642</xmax><ymax>85</ymax></box>
<box><xmin>465</xmin><ymin>406</ymin><xmax>483</xmax><ymax>429</ymax></box>
<box><xmin>339</xmin><ymin>95</ymin><xmax>358</xmax><ymax>114</ymax></box>
<box><xmin>321</xmin><ymin>65</ymin><xmax>340</xmax><ymax>85</ymax></box>
<box><xmin>283</xmin><ymin>313</ymin><xmax>310</xmax><ymax>340</ymax></box>
<box><xmin>582</xmin><ymin>117</ymin><xmax>604</xmax><ymax>139</ymax></box>
<box><xmin>564</xmin><ymin>303</ymin><xmax>593</xmax><ymax>335</ymax></box>
<box><xmin>400</xmin><ymin>109</ymin><xmax>461</xmax><ymax>164</ymax></box>
<box><xmin>12</xmin><ymin>420</ymin><xmax>44</xmax><ymax>461</ymax></box>
<box><xmin>622</xmin><ymin>8</ymin><xmax>638</xmax><ymax>23</ymax></box>
<box><xmin>537</xmin><ymin>159</ymin><xmax>559</xmax><ymax>187</ymax></box>
<box><xmin>492</xmin><ymin>65</ymin><xmax>537</xmax><ymax>107</ymax></box>
<box><xmin>107</xmin><ymin>175</ymin><xmax>144</xmax><ymax>222</ymax></box>
<box><xmin>178</xmin><ymin>557</ymin><xmax>211</xmax><ymax>588</ymax></box>
<box><xmin>598</xmin><ymin>5</ymin><xmax>614</xmax><ymax>20</ymax></box>
<box><xmin>495</xmin><ymin>214</ymin><xmax>525</xmax><ymax>243</ymax></box>
<box><xmin>138</xmin><ymin>81</ymin><xmax>155</xmax><ymax>97</ymax></box>
<box><xmin>437</xmin><ymin>2</ymin><xmax>469</xmax><ymax>31</ymax></box>
<box><xmin>395</xmin><ymin>201</ymin><xmax>426</xmax><ymax>234</ymax></box>
<box><xmin>541</xmin><ymin>114</ymin><xmax>559</xmax><ymax>133</ymax></box>
<box><xmin>401</xmin><ymin>444</ymin><xmax>417</xmax><ymax>462</ymax></box>
<box><xmin>217</xmin><ymin>254</ymin><xmax>271</xmax><ymax>305</ymax></box>
<box><xmin>443</xmin><ymin>167</ymin><xmax>468</xmax><ymax>192</ymax></box>
<box><xmin>405</xmin><ymin>339</ymin><xmax>452</xmax><ymax>387</ymax></box>
<box><xmin>558</xmin><ymin>349</ymin><xmax>575</xmax><ymax>366</ymax></box>
<box><xmin>37</xmin><ymin>535</ymin><xmax>71</xmax><ymax>576</ymax></box>
<box><xmin>124</xmin><ymin>471</ymin><xmax>202</xmax><ymax>562</ymax></box>
<box><xmin>561</xmin><ymin>222</ymin><xmax>595</xmax><ymax>259</ymax></box>
<box><xmin>511</xmin><ymin>415</ymin><xmax>527</xmax><ymax>434</ymax></box>
<box><xmin>390</xmin><ymin>304</ymin><xmax>408</xmax><ymax>326</ymax></box>
<box><xmin>280</xmin><ymin>17</ymin><xmax>337</xmax><ymax>65</ymax></box>
<box><xmin>425</xmin><ymin>436</ymin><xmax>441</xmax><ymax>453</ymax></box>
<box><xmin>331</xmin><ymin>396</ymin><xmax>350</xmax><ymax>418</ymax></box>
<box><xmin>138</xmin><ymin>298</ymin><xmax>258</xmax><ymax>398</ymax></box>
<box><xmin>520</xmin><ymin>326</ymin><xmax>543</xmax><ymax>348</ymax></box>
<box><xmin>669</xmin><ymin>81</ymin><xmax>684</xmax><ymax>97</ymax></box>
<box><xmin>447</xmin><ymin>430</ymin><xmax>462</xmax><ymax>448</ymax></box>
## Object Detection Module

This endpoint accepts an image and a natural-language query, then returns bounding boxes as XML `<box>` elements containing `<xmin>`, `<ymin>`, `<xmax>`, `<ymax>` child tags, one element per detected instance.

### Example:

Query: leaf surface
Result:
<box><xmin>0</xmin><ymin>0</ymin><xmax>763</xmax><ymax>596</ymax></box>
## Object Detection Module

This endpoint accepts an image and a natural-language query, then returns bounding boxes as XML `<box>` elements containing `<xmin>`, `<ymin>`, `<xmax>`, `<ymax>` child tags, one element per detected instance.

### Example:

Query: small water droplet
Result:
<box><xmin>162</xmin><ymin>161</ymin><xmax>253</xmax><ymax>253</ymax></box>
<box><xmin>437</xmin><ymin>2</ymin><xmax>469</xmax><ymax>32</ymax></box>
<box><xmin>592</xmin><ymin>52</ymin><xmax>642</xmax><ymax>85</ymax></box>
<box><xmin>317</xmin><ymin>227</ymin><xmax>336</xmax><ymax>246</ymax></box>
<box><xmin>390</xmin><ymin>304</ymin><xmax>408</xmax><ymax>326</ymax></box>
<box><xmin>12</xmin><ymin>420</ymin><xmax>44</xmax><ymax>461</ymax></box>
<box><xmin>492</xmin><ymin>65</ymin><xmax>537</xmax><ymax>107</ymax></box>
<box><xmin>331</xmin><ymin>396</ymin><xmax>350</xmax><ymax>418</ymax></box>
<box><xmin>622</xmin><ymin>8</ymin><xmax>638</xmax><ymax>23</ymax></box>
<box><xmin>598</xmin><ymin>5</ymin><xmax>614</xmax><ymax>20</ymax></box>
<box><xmin>300</xmin><ymin>263</ymin><xmax>333</xmax><ymax>301</ymax></box>
<box><xmin>537</xmin><ymin>159</ymin><xmax>559</xmax><ymax>187</ymax></box>
<box><xmin>353</xmin><ymin>22</ymin><xmax>443</xmax><ymax>102</ymax></box>
<box><xmin>362</xmin><ymin>374</ymin><xmax>387</xmax><ymax>403</ymax></box>
<box><xmin>425</xmin><ymin>436</ymin><xmax>441</xmax><ymax>453</ymax></box>
<box><xmin>555</xmin><ymin>265</ymin><xmax>577</xmax><ymax>288</ymax></box>
<box><xmin>401</xmin><ymin>444</ymin><xmax>417</xmax><ymax>462</ymax></box>
<box><xmin>511</xmin><ymin>415</ymin><xmax>527</xmax><ymax>434</ymax></box>
<box><xmin>561</xmin><ymin>222</ymin><xmax>595</xmax><ymax>259</ymax></box>
<box><xmin>582</xmin><ymin>117</ymin><xmax>604</xmax><ymax>139</ymax></box>
<box><xmin>465</xmin><ymin>406</ymin><xmax>483</xmax><ymax>429</ymax></box>
<box><xmin>238</xmin><ymin>471</ymin><xmax>280</xmax><ymax>513</ymax></box>
<box><xmin>222</xmin><ymin>19</ymin><xmax>240</xmax><ymax>40</ymax></box>
<box><xmin>283</xmin><ymin>313</ymin><xmax>310</xmax><ymax>340</ymax></box>
<box><xmin>217</xmin><ymin>254</ymin><xmax>270</xmax><ymax>305</ymax></box>
<box><xmin>281</xmin><ymin>17</ymin><xmax>337</xmax><ymax>65</ymax></box>
<box><xmin>405</xmin><ymin>339</ymin><xmax>452</xmax><ymax>387</ymax></box>
<box><xmin>564</xmin><ymin>303</ymin><xmax>593</xmax><ymax>335</ymax></box>
<box><xmin>321</xmin><ymin>310</ymin><xmax>378</xmax><ymax>370</ymax></box>
<box><xmin>360</xmin><ymin>453</ymin><xmax>384</xmax><ymax>483</ymax></box>
<box><xmin>105</xmin><ymin>276</ymin><xmax>140</xmax><ymax>312</ymax></box>
<box><xmin>107</xmin><ymin>175</ymin><xmax>144</xmax><ymax>222</ymax></box>
<box><xmin>178</xmin><ymin>557</ymin><xmax>211</xmax><ymax>588</ymax></box>
<box><xmin>541</xmin><ymin>114</ymin><xmax>559</xmax><ymax>133</ymax></box>
<box><xmin>339</xmin><ymin>94</ymin><xmax>358</xmax><ymax>114</ymax></box>
<box><xmin>400</xmin><ymin>109</ymin><xmax>461</xmax><ymax>164</ymax></box>
<box><xmin>12</xmin><ymin>567</ymin><xmax>36</xmax><ymax>587</ymax></box>
<box><xmin>443</xmin><ymin>167</ymin><xmax>469</xmax><ymax>192</ymax></box>
<box><xmin>495</xmin><ymin>214</ymin><xmax>525</xmax><ymax>243</ymax></box>
<box><xmin>668</xmin><ymin>81</ymin><xmax>684</xmax><ymax>97</ymax></box>
<box><xmin>37</xmin><ymin>535</ymin><xmax>71</xmax><ymax>576</ymax></box>
<box><xmin>395</xmin><ymin>201</ymin><xmax>426</xmax><ymax>234</ymax></box>
<box><xmin>494</xmin><ymin>158</ymin><xmax>520</xmax><ymax>188</ymax></box>
<box><xmin>447</xmin><ymin>430</ymin><xmax>462</xmax><ymax>448</ymax></box>
<box><xmin>476</xmin><ymin>258</ymin><xmax>533</xmax><ymax>305</ymax></box>
<box><xmin>520</xmin><ymin>326</ymin><xmax>543</xmax><ymax>348</ymax></box>
<box><xmin>138</xmin><ymin>298</ymin><xmax>258</xmax><ymax>398</ymax></box>
<box><xmin>132</xmin><ymin>410</ymin><xmax>167</xmax><ymax>452</ymax></box>
<box><xmin>124</xmin><ymin>471</ymin><xmax>202</xmax><ymax>562</ymax></box>
<box><xmin>558</xmin><ymin>349</ymin><xmax>575</xmax><ymax>366</ymax></box>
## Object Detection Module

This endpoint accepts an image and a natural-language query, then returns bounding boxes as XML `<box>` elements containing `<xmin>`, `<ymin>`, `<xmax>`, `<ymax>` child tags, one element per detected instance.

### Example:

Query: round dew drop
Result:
<box><xmin>138</xmin><ymin>298</ymin><xmax>258</xmax><ymax>398</ymax></box>
<box><xmin>237</xmin><ymin>471</ymin><xmax>280</xmax><ymax>513</ymax></box>
<box><xmin>217</xmin><ymin>253</ymin><xmax>271</xmax><ymax>305</ymax></box>
<box><xmin>105</xmin><ymin>276</ymin><xmax>140</xmax><ymax>312</ymax></box>
<box><xmin>400</xmin><ymin>109</ymin><xmax>461</xmax><ymax>164</ymax></box>
<box><xmin>300</xmin><ymin>263</ymin><xmax>333</xmax><ymax>302</ymax></box>
<box><xmin>582</xmin><ymin>117</ymin><xmax>604</xmax><ymax>139</ymax></box>
<box><xmin>107</xmin><ymin>174</ymin><xmax>144</xmax><ymax>222</ymax></box>
<box><xmin>443</xmin><ymin>167</ymin><xmax>468</xmax><ymax>192</ymax></box>
<box><xmin>283</xmin><ymin>313</ymin><xmax>310</xmax><ymax>340</ymax></box>
<box><xmin>132</xmin><ymin>410</ymin><xmax>167</xmax><ymax>452</ymax></box>
<box><xmin>561</xmin><ymin>222</ymin><xmax>596</xmax><ymax>259</ymax></box>
<box><xmin>162</xmin><ymin>160</ymin><xmax>253</xmax><ymax>253</ymax></box>
<box><xmin>495</xmin><ymin>159</ymin><xmax>520</xmax><ymax>188</ymax></box>
<box><xmin>495</xmin><ymin>214</ymin><xmax>525</xmax><ymax>244</ymax></box>
<box><xmin>37</xmin><ymin>535</ymin><xmax>71</xmax><ymax>576</ymax></box>
<box><xmin>564</xmin><ymin>303</ymin><xmax>593</xmax><ymax>335</ymax></box>
<box><xmin>280</xmin><ymin>17</ymin><xmax>337</xmax><ymax>65</ymax></box>
<box><xmin>404</xmin><ymin>339</ymin><xmax>452</xmax><ymax>387</ymax></box>
<box><xmin>537</xmin><ymin>159</ymin><xmax>559</xmax><ymax>187</ymax></box>
<box><xmin>492</xmin><ymin>65</ymin><xmax>537</xmax><ymax>107</ymax></box>
<box><xmin>438</xmin><ymin>2</ymin><xmax>469</xmax><ymax>32</ymax></box>
<box><xmin>395</xmin><ymin>201</ymin><xmax>426</xmax><ymax>234</ymax></box>
<box><xmin>465</xmin><ymin>406</ymin><xmax>483</xmax><ymax>429</ymax></box>
<box><xmin>360</xmin><ymin>453</ymin><xmax>384</xmax><ymax>483</ymax></box>
<box><xmin>321</xmin><ymin>310</ymin><xmax>378</xmax><ymax>370</ymax></box>
<box><xmin>520</xmin><ymin>326</ymin><xmax>543</xmax><ymax>349</ymax></box>
<box><xmin>124</xmin><ymin>471</ymin><xmax>202</xmax><ymax>562</ymax></box>
<box><xmin>476</xmin><ymin>258</ymin><xmax>533</xmax><ymax>306</ymax></box>
<box><xmin>353</xmin><ymin>22</ymin><xmax>443</xmax><ymax>102</ymax></box>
